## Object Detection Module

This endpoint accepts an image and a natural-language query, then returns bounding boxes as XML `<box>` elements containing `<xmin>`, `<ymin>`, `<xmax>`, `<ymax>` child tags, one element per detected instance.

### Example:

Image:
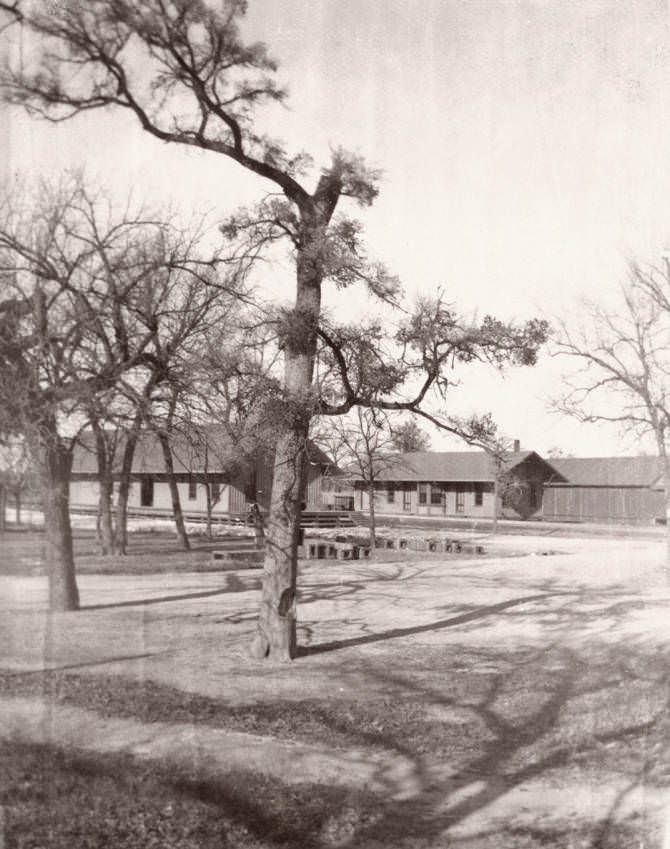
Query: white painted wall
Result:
<box><xmin>70</xmin><ymin>479</ymin><xmax>231</xmax><ymax>513</ymax></box>
<box><xmin>356</xmin><ymin>484</ymin><xmax>496</xmax><ymax>518</ymax></box>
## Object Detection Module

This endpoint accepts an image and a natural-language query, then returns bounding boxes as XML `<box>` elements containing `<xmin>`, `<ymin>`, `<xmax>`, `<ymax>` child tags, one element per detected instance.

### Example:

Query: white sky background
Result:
<box><xmin>5</xmin><ymin>0</ymin><xmax>670</xmax><ymax>456</ymax></box>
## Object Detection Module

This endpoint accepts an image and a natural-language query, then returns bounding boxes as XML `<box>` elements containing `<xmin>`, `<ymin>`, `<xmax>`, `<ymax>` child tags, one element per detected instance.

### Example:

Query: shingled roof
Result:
<box><xmin>547</xmin><ymin>456</ymin><xmax>665</xmax><ymax>488</ymax></box>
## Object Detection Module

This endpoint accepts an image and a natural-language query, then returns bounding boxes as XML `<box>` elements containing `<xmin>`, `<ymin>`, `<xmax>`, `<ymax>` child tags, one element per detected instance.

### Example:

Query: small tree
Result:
<box><xmin>554</xmin><ymin>262</ymin><xmax>670</xmax><ymax>563</ymax></box>
<box><xmin>318</xmin><ymin>408</ymin><xmax>399</xmax><ymax>554</ymax></box>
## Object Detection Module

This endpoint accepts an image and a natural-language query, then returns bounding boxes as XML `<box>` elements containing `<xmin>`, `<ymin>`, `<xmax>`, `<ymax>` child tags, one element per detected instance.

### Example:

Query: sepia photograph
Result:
<box><xmin>1</xmin><ymin>1</ymin><xmax>670</xmax><ymax>846</ymax></box>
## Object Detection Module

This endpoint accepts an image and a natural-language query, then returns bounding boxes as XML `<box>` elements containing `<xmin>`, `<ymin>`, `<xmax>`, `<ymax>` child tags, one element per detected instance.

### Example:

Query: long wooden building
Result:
<box><xmin>345</xmin><ymin>450</ymin><xmax>562</xmax><ymax>520</ymax></box>
<box><xmin>69</xmin><ymin>427</ymin><xmax>337</xmax><ymax>517</ymax></box>
<box><xmin>542</xmin><ymin>456</ymin><xmax>666</xmax><ymax>524</ymax></box>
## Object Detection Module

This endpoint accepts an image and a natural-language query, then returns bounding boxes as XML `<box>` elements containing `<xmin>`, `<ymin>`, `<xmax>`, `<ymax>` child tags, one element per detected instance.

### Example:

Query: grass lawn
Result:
<box><xmin>2</xmin><ymin>529</ymin><xmax>670</xmax><ymax>847</ymax></box>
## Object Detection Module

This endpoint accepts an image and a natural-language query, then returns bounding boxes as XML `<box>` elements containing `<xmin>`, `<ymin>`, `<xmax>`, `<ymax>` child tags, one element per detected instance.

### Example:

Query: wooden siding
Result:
<box><xmin>305</xmin><ymin>464</ymin><xmax>322</xmax><ymax>508</ymax></box>
<box><xmin>354</xmin><ymin>481</ymin><xmax>497</xmax><ymax>518</ymax></box>
<box><xmin>228</xmin><ymin>485</ymin><xmax>247</xmax><ymax>514</ymax></box>
<box><xmin>70</xmin><ymin>480</ymin><xmax>233</xmax><ymax>513</ymax></box>
<box><xmin>543</xmin><ymin>486</ymin><xmax>664</xmax><ymax>524</ymax></box>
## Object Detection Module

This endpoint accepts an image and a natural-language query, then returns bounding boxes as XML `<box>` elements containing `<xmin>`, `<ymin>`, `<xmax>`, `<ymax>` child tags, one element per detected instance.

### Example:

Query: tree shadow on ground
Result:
<box><xmin>5</xmin><ymin>634</ymin><xmax>667</xmax><ymax>848</ymax></box>
<box><xmin>5</xmin><ymin>564</ymin><xmax>670</xmax><ymax>847</ymax></box>
<box><xmin>296</xmin><ymin>569</ymin><xmax>661</xmax><ymax>656</ymax></box>
<box><xmin>82</xmin><ymin>573</ymin><xmax>261</xmax><ymax>610</ymax></box>
<box><xmin>342</xmin><ymin>638</ymin><xmax>670</xmax><ymax>847</ymax></box>
<box><xmin>297</xmin><ymin>591</ymin><xmax>573</xmax><ymax>656</ymax></box>
<box><xmin>0</xmin><ymin>739</ymin><xmax>384</xmax><ymax>849</ymax></box>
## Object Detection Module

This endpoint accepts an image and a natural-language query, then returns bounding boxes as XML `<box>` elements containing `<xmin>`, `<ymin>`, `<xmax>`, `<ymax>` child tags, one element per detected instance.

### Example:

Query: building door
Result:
<box><xmin>456</xmin><ymin>490</ymin><xmax>465</xmax><ymax>513</ymax></box>
<box><xmin>403</xmin><ymin>488</ymin><xmax>412</xmax><ymax>512</ymax></box>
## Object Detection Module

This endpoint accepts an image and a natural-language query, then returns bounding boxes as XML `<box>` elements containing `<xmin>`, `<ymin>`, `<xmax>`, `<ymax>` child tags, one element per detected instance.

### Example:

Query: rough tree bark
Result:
<box><xmin>250</xmin><ymin>241</ymin><xmax>322</xmax><ymax>660</ymax></box>
<box><xmin>38</xmin><ymin>422</ymin><xmax>79</xmax><ymax>611</ymax></box>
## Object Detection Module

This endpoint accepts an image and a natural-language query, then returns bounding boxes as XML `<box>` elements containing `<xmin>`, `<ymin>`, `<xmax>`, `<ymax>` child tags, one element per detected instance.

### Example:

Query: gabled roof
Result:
<box><xmin>71</xmin><ymin>426</ymin><xmax>336</xmax><ymax>476</ymax></box>
<box><xmin>547</xmin><ymin>456</ymin><xmax>665</xmax><ymax>488</ymax></box>
<box><xmin>358</xmin><ymin>450</ymin><xmax>561</xmax><ymax>483</ymax></box>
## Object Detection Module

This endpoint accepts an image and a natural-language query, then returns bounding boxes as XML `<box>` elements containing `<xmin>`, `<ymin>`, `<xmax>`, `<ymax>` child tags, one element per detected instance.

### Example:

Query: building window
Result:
<box><xmin>418</xmin><ymin>483</ymin><xmax>427</xmax><ymax>505</ymax></box>
<box><xmin>474</xmin><ymin>486</ymin><xmax>483</xmax><ymax>507</ymax></box>
<box><xmin>430</xmin><ymin>484</ymin><xmax>443</xmax><ymax>506</ymax></box>
<box><xmin>210</xmin><ymin>481</ymin><xmax>221</xmax><ymax>503</ymax></box>
<box><xmin>188</xmin><ymin>480</ymin><xmax>197</xmax><ymax>500</ymax></box>
<box><xmin>386</xmin><ymin>486</ymin><xmax>395</xmax><ymax>504</ymax></box>
<box><xmin>140</xmin><ymin>477</ymin><xmax>154</xmax><ymax>507</ymax></box>
<box><xmin>403</xmin><ymin>488</ymin><xmax>412</xmax><ymax>512</ymax></box>
<box><xmin>456</xmin><ymin>490</ymin><xmax>465</xmax><ymax>513</ymax></box>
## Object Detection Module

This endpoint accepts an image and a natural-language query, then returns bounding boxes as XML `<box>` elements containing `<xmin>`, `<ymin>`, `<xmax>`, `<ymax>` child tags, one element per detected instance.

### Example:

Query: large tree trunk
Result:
<box><xmin>251</xmin><ymin>242</ymin><xmax>322</xmax><ymax>661</ymax></box>
<box><xmin>39</xmin><ymin>427</ymin><xmax>79</xmax><ymax>611</ymax></box>
<box><xmin>0</xmin><ymin>485</ymin><xmax>6</xmax><ymax>532</ymax></box>
<box><xmin>157</xmin><ymin>430</ymin><xmax>190</xmax><ymax>551</ymax></box>
<box><xmin>251</xmin><ymin>427</ymin><xmax>308</xmax><ymax>660</ymax></box>
<box><xmin>14</xmin><ymin>489</ymin><xmax>21</xmax><ymax>525</ymax></box>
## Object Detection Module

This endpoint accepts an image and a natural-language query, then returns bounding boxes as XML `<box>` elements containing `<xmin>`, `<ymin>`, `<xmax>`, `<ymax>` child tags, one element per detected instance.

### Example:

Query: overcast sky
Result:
<box><xmin>5</xmin><ymin>0</ymin><xmax>670</xmax><ymax>456</ymax></box>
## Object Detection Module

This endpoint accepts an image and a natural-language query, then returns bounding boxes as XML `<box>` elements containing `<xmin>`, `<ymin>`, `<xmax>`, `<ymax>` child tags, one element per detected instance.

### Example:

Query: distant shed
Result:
<box><xmin>543</xmin><ymin>456</ymin><xmax>665</xmax><ymax>524</ymax></box>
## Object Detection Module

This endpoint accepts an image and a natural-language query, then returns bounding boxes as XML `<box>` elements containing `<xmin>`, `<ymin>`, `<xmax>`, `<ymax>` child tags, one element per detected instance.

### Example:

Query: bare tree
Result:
<box><xmin>0</xmin><ymin>175</ymin><xmax>241</xmax><ymax>606</ymax></box>
<box><xmin>0</xmin><ymin>3</ymin><xmax>549</xmax><ymax>655</ymax></box>
<box><xmin>0</xmin><ymin>179</ymin><xmax>155</xmax><ymax>608</ymax></box>
<box><xmin>318</xmin><ymin>408</ymin><xmax>399</xmax><ymax>555</ymax></box>
<box><xmin>554</xmin><ymin>263</ymin><xmax>670</xmax><ymax>561</ymax></box>
<box><xmin>176</xmin><ymin>316</ymin><xmax>284</xmax><ymax>541</ymax></box>
<box><xmin>100</xmin><ymin>216</ymin><xmax>245</xmax><ymax>552</ymax></box>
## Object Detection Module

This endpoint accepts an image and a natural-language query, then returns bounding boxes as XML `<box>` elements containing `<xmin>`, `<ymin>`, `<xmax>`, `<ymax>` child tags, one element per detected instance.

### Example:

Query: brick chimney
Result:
<box><xmin>513</xmin><ymin>439</ymin><xmax>520</xmax><ymax>453</ymax></box>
